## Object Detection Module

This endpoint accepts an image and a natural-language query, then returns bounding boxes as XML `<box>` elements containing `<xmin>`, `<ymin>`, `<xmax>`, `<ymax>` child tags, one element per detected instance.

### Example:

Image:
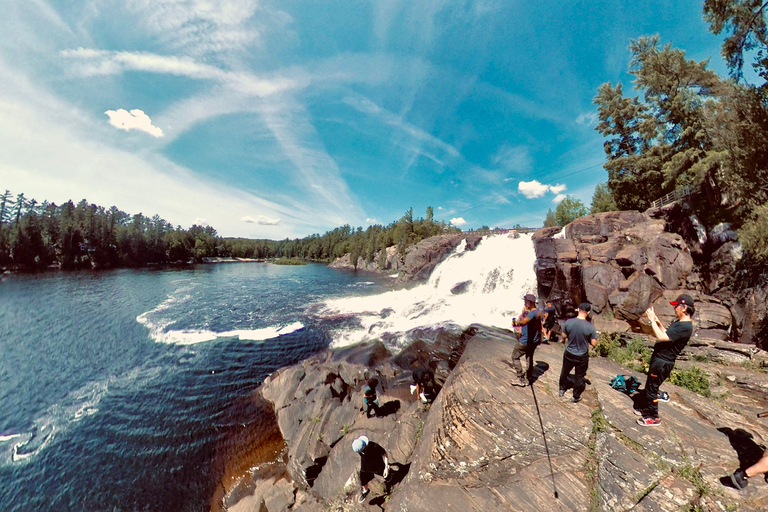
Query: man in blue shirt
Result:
<box><xmin>558</xmin><ymin>303</ymin><xmax>598</xmax><ymax>403</ymax></box>
<box><xmin>510</xmin><ymin>294</ymin><xmax>542</xmax><ymax>386</ymax></box>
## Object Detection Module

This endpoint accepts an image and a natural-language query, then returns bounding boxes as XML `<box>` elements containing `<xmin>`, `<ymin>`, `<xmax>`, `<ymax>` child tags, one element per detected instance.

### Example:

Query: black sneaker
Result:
<box><xmin>658</xmin><ymin>391</ymin><xmax>670</xmax><ymax>403</ymax></box>
<box><xmin>731</xmin><ymin>468</ymin><xmax>749</xmax><ymax>490</ymax></box>
<box><xmin>570</xmin><ymin>396</ymin><xmax>582</xmax><ymax>403</ymax></box>
<box><xmin>558</xmin><ymin>389</ymin><xmax>565</xmax><ymax>397</ymax></box>
<box><xmin>358</xmin><ymin>489</ymin><xmax>370</xmax><ymax>503</ymax></box>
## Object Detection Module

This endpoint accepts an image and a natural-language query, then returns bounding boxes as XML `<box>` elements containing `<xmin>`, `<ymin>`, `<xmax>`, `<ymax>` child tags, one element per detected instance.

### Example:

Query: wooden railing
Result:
<box><xmin>650</xmin><ymin>185</ymin><xmax>694</xmax><ymax>209</ymax></box>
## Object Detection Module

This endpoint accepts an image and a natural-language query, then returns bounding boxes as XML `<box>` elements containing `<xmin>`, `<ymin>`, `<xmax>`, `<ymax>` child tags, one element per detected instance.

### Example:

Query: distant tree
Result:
<box><xmin>543</xmin><ymin>208</ymin><xmax>558</xmax><ymax>228</ymax></box>
<box><xmin>738</xmin><ymin>201</ymin><xmax>768</xmax><ymax>264</ymax></box>
<box><xmin>590</xmin><ymin>182</ymin><xmax>618</xmax><ymax>214</ymax></box>
<box><xmin>555</xmin><ymin>197</ymin><xmax>587</xmax><ymax>226</ymax></box>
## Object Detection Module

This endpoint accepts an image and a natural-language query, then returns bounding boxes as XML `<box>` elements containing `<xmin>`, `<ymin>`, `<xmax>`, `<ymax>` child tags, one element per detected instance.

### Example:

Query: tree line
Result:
<box><xmin>0</xmin><ymin>193</ymin><xmax>459</xmax><ymax>270</ymax></box>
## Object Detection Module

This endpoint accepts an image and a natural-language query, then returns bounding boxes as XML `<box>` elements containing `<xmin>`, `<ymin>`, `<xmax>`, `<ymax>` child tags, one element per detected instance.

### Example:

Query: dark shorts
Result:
<box><xmin>360</xmin><ymin>470</ymin><xmax>375</xmax><ymax>486</ymax></box>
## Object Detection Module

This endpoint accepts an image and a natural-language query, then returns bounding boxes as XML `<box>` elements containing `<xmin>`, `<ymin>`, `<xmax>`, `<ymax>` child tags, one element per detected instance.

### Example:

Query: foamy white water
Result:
<box><xmin>321</xmin><ymin>233</ymin><xmax>538</xmax><ymax>348</ymax></box>
<box><xmin>149</xmin><ymin>322</ymin><xmax>306</xmax><ymax>345</ymax></box>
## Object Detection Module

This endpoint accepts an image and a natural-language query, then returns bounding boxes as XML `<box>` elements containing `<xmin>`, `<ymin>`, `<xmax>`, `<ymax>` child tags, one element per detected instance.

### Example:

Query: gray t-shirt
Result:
<box><xmin>563</xmin><ymin>317</ymin><xmax>597</xmax><ymax>356</ymax></box>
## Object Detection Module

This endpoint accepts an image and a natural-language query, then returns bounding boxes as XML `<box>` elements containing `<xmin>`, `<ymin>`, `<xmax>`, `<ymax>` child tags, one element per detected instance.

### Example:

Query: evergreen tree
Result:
<box><xmin>555</xmin><ymin>197</ymin><xmax>587</xmax><ymax>227</ymax></box>
<box><xmin>590</xmin><ymin>182</ymin><xmax>618</xmax><ymax>213</ymax></box>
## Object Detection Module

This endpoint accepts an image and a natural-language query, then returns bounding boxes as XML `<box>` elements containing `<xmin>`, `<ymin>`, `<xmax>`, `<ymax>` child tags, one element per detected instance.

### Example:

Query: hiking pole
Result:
<box><xmin>529</xmin><ymin>381</ymin><xmax>559</xmax><ymax>499</ymax></box>
<box><xmin>758</xmin><ymin>410</ymin><xmax>768</xmax><ymax>418</ymax></box>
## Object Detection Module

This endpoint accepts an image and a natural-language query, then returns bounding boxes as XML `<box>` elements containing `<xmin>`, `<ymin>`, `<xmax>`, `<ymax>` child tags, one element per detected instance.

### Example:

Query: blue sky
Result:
<box><xmin>0</xmin><ymin>0</ymin><xmax>729</xmax><ymax>238</ymax></box>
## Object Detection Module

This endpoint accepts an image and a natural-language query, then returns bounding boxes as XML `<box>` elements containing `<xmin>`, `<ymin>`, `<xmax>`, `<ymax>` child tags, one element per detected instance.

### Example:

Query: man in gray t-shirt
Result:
<box><xmin>558</xmin><ymin>302</ymin><xmax>598</xmax><ymax>403</ymax></box>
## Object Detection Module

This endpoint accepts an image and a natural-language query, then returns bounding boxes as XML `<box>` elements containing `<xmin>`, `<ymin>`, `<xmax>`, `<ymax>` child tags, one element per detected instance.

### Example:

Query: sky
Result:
<box><xmin>0</xmin><ymin>0</ymin><xmax>731</xmax><ymax>238</ymax></box>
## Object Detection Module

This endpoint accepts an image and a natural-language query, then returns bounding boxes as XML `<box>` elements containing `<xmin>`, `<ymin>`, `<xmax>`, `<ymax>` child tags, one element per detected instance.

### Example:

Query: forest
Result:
<box><xmin>0</xmin><ymin>193</ymin><xmax>458</xmax><ymax>270</ymax></box>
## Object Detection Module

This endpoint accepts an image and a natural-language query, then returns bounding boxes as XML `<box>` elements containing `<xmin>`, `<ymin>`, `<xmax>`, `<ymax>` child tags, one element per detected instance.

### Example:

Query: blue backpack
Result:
<box><xmin>610</xmin><ymin>374</ymin><xmax>641</xmax><ymax>395</ymax></box>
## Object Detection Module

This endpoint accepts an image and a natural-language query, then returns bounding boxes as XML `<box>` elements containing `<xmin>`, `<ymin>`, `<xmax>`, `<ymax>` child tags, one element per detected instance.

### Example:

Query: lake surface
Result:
<box><xmin>0</xmin><ymin>234</ymin><xmax>537</xmax><ymax>511</ymax></box>
<box><xmin>0</xmin><ymin>263</ymin><xmax>390</xmax><ymax>512</ymax></box>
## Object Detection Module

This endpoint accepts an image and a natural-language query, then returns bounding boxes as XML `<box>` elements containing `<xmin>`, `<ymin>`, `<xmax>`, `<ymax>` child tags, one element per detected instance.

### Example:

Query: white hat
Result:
<box><xmin>352</xmin><ymin>435</ymin><xmax>369</xmax><ymax>453</ymax></box>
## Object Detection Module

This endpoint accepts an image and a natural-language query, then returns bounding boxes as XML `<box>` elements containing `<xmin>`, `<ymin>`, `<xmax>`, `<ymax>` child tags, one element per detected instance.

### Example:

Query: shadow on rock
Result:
<box><xmin>529</xmin><ymin>361</ymin><xmax>550</xmax><ymax>384</ymax></box>
<box><xmin>377</xmin><ymin>400</ymin><xmax>401</xmax><ymax>418</ymax></box>
<box><xmin>718</xmin><ymin>427</ymin><xmax>767</xmax><ymax>469</ymax></box>
<box><xmin>369</xmin><ymin>463</ymin><xmax>411</xmax><ymax>508</ymax></box>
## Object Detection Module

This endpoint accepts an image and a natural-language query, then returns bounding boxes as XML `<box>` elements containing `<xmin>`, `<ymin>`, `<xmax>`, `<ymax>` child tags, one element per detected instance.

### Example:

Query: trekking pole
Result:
<box><xmin>529</xmin><ymin>382</ymin><xmax>559</xmax><ymax>499</ymax></box>
<box><xmin>758</xmin><ymin>410</ymin><xmax>768</xmax><ymax>418</ymax></box>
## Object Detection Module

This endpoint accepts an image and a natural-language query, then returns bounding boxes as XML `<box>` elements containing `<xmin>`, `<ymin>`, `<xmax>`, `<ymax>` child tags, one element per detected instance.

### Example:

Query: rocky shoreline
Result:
<box><xmin>220</xmin><ymin>209</ymin><xmax>768</xmax><ymax>511</ymax></box>
<box><xmin>221</xmin><ymin>325</ymin><xmax>768</xmax><ymax>511</ymax></box>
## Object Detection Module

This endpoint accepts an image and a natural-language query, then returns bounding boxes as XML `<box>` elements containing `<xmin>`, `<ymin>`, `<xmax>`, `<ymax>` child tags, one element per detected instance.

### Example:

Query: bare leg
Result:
<box><xmin>746</xmin><ymin>455</ymin><xmax>768</xmax><ymax>478</ymax></box>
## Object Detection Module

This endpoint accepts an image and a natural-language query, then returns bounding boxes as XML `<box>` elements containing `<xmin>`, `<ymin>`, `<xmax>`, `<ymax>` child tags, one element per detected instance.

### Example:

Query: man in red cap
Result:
<box><xmin>635</xmin><ymin>294</ymin><xmax>695</xmax><ymax>426</ymax></box>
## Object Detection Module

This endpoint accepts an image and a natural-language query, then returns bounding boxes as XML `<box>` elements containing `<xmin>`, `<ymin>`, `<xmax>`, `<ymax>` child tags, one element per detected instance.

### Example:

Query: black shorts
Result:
<box><xmin>360</xmin><ymin>470</ymin><xmax>375</xmax><ymax>486</ymax></box>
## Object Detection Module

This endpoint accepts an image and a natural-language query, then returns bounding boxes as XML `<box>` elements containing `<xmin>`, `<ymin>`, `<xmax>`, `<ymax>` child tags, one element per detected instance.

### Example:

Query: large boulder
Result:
<box><xmin>535</xmin><ymin>211</ymin><xmax>696</xmax><ymax>328</ymax></box>
<box><xmin>396</xmin><ymin>234</ymin><xmax>483</xmax><ymax>285</ymax></box>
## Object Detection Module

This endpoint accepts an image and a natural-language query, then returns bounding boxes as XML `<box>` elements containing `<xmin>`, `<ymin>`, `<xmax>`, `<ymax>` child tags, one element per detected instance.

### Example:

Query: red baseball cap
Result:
<box><xmin>670</xmin><ymin>294</ymin><xmax>695</xmax><ymax>313</ymax></box>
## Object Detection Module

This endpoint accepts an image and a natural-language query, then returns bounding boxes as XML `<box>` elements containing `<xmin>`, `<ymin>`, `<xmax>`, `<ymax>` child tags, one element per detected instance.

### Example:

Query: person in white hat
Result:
<box><xmin>351</xmin><ymin>434</ymin><xmax>392</xmax><ymax>503</ymax></box>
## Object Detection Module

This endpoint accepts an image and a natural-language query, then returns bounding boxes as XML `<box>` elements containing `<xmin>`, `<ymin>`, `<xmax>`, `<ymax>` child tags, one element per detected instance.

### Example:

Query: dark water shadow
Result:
<box><xmin>377</xmin><ymin>400</ymin><xmax>401</xmax><ymax>418</ymax></box>
<box><xmin>369</xmin><ymin>463</ymin><xmax>411</xmax><ymax>508</ymax></box>
<box><xmin>718</xmin><ymin>427</ymin><xmax>766</xmax><ymax>470</ymax></box>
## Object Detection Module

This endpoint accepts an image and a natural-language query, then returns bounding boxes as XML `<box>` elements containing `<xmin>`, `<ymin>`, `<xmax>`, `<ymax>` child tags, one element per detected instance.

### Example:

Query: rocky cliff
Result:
<box><xmin>533</xmin><ymin>209</ymin><xmax>767</xmax><ymax>350</ymax></box>
<box><xmin>221</xmin><ymin>326</ymin><xmax>768</xmax><ymax>512</ymax></box>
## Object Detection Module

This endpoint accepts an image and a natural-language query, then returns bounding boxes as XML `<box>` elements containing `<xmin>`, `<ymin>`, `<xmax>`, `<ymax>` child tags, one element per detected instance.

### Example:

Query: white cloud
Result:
<box><xmin>242</xmin><ymin>215</ymin><xmax>281</xmax><ymax>225</ymax></box>
<box><xmin>550</xmin><ymin>183</ymin><xmax>566</xmax><ymax>194</ymax></box>
<box><xmin>105</xmin><ymin>108</ymin><xmax>164</xmax><ymax>137</ymax></box>
<box><xmin>193</xmin><ymin>217</ymin><xmax>208</xmax><ymax>226</ymax></box>
<box><xmin>450</xmin><ymin>217</ymin><xmax>467</xmax><ymax>226</ymax></box>
<box><xmin>365</xmin><ymin>217</ymin><xmax>378</xmax><ymax>224</ymax></box>
<box><xmin>552</xmin><ymin>194</ymin><xmax>567</xmax><ymax>203</ymax></box>
<box><xmin>518</xmin><ymin>180</ymin><xmax>568</xmax><ymax>200</ymax></box>
<box><xmin>518</xmin><ymin>180</ymin><xmax>550</xmax><ymax>198</ymax></box>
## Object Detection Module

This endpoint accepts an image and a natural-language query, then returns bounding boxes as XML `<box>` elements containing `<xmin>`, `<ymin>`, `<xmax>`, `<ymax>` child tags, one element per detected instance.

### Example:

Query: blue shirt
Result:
<box><xmin>520</xmin><ymin>309</ymin><xmax>541</xmax><ymax>346</ymax></box>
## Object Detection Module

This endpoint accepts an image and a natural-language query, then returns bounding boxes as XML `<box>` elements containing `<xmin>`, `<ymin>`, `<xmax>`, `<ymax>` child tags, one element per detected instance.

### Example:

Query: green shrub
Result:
<box><xmin>669</xmin><ymin>366</ymin><xmax>711</xmax><ymax>397</ymax></box>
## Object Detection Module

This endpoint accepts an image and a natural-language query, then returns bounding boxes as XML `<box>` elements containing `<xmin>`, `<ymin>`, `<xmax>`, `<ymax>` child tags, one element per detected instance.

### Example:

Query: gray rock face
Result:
<box><xmin>533</xmin><ymin>211</ymin><xmax>738</xmax><ymax>342</ymax></box>
<box><xmin>396</xmin><ymin>234</ymin><xmax>483</xmax><ymax>285</ymax></box>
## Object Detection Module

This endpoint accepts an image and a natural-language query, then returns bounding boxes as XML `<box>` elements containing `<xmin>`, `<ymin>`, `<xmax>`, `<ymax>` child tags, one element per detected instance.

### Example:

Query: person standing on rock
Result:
<box><xmin>352</xmin><ymin>434</ymin><xmax>394</xmax><ymax>503</ymax></box>
<box><xmin>558</xmin><ymin>302</ymin><xmax>598</xmax><ymax>403</ymax></box>
<box><xmin>510</xmin><ymin>293</ymin><xmax>543</xmax><ymax>386</ymax></box>
<box><xmin>362</xmin><ymin>378</ymin><xmax>380</xmax><ymax>418</ymax></box>
<box><xmin>542</xmin><ymin>299</ymin><xmax>557</xmax><ymax>343</ymax></box>
<box><xmin>635</xmin><ymin>294</ymin><xmax>694</xmax><ymax>427</ymax></box>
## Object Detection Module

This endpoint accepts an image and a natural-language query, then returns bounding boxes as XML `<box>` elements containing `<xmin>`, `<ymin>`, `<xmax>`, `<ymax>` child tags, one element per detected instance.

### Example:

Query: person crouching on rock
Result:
<box><xmin>352</xmin><ymin>434</ymin><xmax>395</xmax><ymax>503</ymax></box>
<box><xmin>558</xmin><ymin>302</ymin><xmax>597</xmax><ymax>403</ymax></box>
<box><xmin>412</xmin><ymin>365</ymin><xmax>435</xmax><ymax>403</ymax></box>
<box><xmin>635</xmin><ymin>294</ymin><xmax>694</xmax><ymax>427</ymax></box>
<box><xmin>510</xmin><ymin>293</ymin><xmax>543</xmax><ymax>386</ymax></box>
<box><xmin>363</xmin><ymin>378</ymin><xmax>380</xmax><ymax>418</ymax></box>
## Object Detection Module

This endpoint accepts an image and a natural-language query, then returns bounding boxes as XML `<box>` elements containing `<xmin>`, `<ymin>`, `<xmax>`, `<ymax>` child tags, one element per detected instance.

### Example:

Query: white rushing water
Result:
<box><xmin>321</xmin><ymin>233</ymin><xmax>538</xmax><ymax>348</ymax></box>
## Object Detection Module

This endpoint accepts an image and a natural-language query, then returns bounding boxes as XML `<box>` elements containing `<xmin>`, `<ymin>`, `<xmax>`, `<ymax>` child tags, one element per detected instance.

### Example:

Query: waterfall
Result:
<box><xmin>321</xmin><ymin>233</ymin><xmax>538</xmax><ymax>349</ymax></box>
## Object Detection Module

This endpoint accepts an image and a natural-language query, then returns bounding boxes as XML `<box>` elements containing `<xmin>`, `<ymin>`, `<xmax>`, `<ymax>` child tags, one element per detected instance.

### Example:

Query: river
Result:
<box><xmin>0</xmin><ymin>234</ymin><xmax>536</xmax><ymax>511</ymax></box>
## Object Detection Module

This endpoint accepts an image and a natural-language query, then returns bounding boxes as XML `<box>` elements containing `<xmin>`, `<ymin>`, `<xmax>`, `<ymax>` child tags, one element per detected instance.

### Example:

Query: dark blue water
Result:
<box><xmin>0</xmin><ymin>263</ymin><xmax>389</xmax><ymax>511</ymax></box>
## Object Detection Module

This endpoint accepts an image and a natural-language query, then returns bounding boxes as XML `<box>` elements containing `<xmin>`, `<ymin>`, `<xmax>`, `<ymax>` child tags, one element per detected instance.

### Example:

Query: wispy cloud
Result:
<box><xmin>343</xmin><ymin>93</ymin><xmax>460</xmax><ymax>163</ymax></box>
<box><xmin>492</xmin><ymin>144</ymin><xmax>532</xmax><ymax>174</ymax></box>
<box><xmin>576</xmin><ymin>112</ymin><xmax>598</xmax><ymax>127</ymax></box>
<box><xmin>105</xmin><ymin>108</ymin><xmax>164</xmax><ymax>137</ymax></box>
<box><xmin>242</xmin><ymin>215</ymin><xmax>280</xmax><ymax>225</ymax></box>
<box><xmin>61</xmin><ymin>48</ymin><xmax>301</xmax><ymax>97</ymax></box>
